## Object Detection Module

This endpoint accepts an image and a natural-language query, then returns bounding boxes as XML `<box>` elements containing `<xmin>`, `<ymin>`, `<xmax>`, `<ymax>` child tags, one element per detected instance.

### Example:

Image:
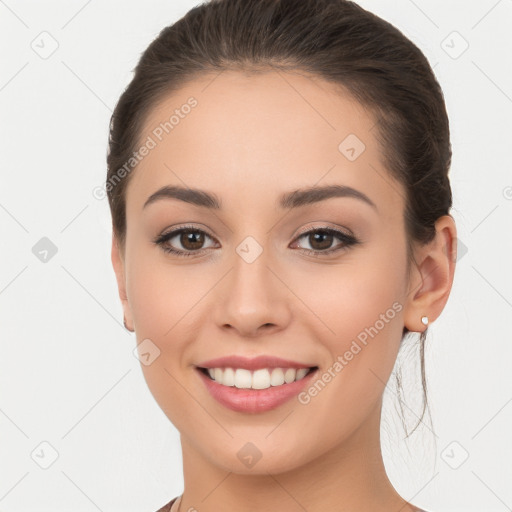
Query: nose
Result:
<box><xmin>211</xmin><ymin>245</ymin><xmax>291</xmax><ymax>338</ymax></box>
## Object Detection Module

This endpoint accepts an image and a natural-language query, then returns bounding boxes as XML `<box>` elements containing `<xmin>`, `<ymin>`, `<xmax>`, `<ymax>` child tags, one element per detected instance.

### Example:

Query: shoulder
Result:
<box><xmin>155</xmin><ymin>496</ymin><xmax>178</xmax><ymax>512</ymax></box>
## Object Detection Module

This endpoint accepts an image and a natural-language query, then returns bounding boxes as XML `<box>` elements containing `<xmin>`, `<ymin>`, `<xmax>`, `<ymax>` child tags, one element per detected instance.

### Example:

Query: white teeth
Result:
<box><xmin>234</xmin><ymin>369</ymin><xmax>252</xmax><ymax>388</ymax></box>
<box><xmin>284</xmin><ymin>368</ymin><xmax>296</xmax><ymax>384</ymax></box>
<box><xmin>203</xmin><ymin>367</ymin><xmax>313</xmax><ymax>389</ymax></box>
<box><xmin>296</xmin><ymin>368</ymin><xmax>309</xmax><ymax>380</ymax></box>
<box><xmin>252</xmin><ymin>369</ymin><xmax>270</xmax><ymax>390</ymax></box>
<box><xmin>223</xmin><ymin>367</ymin><xmax>235</xmax><ymax>386</ymax></box>
<box><xmin>270</xmin><ymin>368</ymin><xmax>285</xmax><ymax>386</ymax></box>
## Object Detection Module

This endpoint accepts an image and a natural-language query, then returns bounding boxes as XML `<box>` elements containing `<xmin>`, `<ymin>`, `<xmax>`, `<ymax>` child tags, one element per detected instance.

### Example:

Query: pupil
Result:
<box><xmin>182</xmin><ymin>230</ymin><xmax>204</xmax><ymax>250</ymax></box>
<box><xmin>310</xmin><ymin>231</ymin><xmax>332</xmax><ymax>250</ymax></box>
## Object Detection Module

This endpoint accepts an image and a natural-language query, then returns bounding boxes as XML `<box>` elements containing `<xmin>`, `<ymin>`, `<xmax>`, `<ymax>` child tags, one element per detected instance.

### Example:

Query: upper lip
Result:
<box><xmin>195</xmin><ymin>355</ymin><xmax>317</xmax><ymax>371</ymax></box>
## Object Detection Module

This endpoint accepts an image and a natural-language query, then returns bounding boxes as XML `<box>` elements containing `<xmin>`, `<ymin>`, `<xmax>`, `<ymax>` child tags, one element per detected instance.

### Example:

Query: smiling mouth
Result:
<box><xmin>197</xmin><ymin>366</ymin><xmax>319</xmax><ymax>390</ymax></box>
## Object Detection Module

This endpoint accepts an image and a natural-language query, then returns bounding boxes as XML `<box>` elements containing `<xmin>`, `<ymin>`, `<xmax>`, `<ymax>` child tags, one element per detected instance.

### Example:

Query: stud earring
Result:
<box><xmin>421</xmin><ymin>316</ymin><xmax>429</xmax><ymax>326</ymax></box>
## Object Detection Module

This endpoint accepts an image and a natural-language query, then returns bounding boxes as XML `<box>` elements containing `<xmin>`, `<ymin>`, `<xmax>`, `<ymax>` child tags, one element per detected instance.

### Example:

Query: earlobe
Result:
<box><xmin>403</xmin><ymin>215</ymin><xmax>457</xmax><ymax>332</ymax></box>
<box><xmin>111</xmin><ymin>234</ymin><xmax>135</xmax><ymax>332</ymax></box>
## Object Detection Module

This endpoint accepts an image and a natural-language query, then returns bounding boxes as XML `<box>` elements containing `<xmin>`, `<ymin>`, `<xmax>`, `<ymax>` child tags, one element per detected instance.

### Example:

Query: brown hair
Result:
<box><xmin>106</xmin><ymin>0</ymin><xmax>452</xmax><ymax>436</ymax></box>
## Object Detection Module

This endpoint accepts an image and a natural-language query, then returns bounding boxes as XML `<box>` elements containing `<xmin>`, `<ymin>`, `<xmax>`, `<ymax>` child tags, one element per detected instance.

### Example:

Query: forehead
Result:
<box><xmin>127</xmin><ymin>69</ymin><xmax>404</xmax><ymax>220</ymax></box>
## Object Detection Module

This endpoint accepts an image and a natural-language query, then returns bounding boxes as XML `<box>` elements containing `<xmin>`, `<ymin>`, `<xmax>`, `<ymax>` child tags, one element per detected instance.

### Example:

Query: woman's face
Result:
<box><xmin>113</xmin><ymin>70</ymin><xmax>422</xmax><ymax>473</ymax></box>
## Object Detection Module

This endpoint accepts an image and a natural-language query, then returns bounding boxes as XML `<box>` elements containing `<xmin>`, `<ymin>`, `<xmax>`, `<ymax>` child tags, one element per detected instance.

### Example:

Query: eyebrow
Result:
<box><xmin>143</xmin><ymin>184</ymin><xmax>377</xmax><ymax>212</ymax></box>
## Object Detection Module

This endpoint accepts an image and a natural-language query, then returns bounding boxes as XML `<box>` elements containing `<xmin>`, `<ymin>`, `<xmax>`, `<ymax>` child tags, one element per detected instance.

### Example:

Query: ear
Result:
<box><xmin>403</xmin><ymin>215</ymin><xmax>457</xmax><ymax>332</ymax></box>
<box><xmin>111</xmin><ymin>234</ymin><xmax>134</xmax><ymax>331</ymax></box>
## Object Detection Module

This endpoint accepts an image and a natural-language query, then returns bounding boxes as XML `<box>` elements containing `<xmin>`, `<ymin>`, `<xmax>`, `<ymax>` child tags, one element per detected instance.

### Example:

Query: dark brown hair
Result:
<box><xmin>106</xmin><ymin>0</ymin><xmax>452</xmax><ymax>436</ymax></box>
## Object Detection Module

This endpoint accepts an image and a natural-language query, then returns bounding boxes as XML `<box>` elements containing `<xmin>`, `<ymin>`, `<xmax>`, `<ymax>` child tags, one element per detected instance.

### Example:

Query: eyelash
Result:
<box><xmin>153</xmin><ymin>224</ymin><xmax>360</xmax><ymax>258</ymax></box>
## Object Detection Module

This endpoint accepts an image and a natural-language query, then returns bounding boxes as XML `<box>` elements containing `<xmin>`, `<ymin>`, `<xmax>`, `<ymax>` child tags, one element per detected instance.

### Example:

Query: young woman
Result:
<box><xmin>107</xmin><ymin>1</ymin><xmax>457</xmax><ymax>510</ymax></box>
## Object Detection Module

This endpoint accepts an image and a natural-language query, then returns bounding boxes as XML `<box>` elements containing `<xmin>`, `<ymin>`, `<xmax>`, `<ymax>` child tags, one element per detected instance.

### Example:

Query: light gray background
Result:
<box><xmin>1</xmin><ymin>1</ymin><xmax>511</xmax><ymax>511</ymax></box>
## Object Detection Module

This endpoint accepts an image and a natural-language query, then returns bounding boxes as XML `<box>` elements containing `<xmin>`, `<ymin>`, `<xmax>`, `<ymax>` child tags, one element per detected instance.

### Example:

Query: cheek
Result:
<box><xmin>126</xmin><ymin>244</ymin><xmax>208</xmax><ymax>337</ymax></box>
<box><xmin>291</xmin><ymin>249</ymin><xmax>405</xmax><ymax>347</ymax></box>
<box><xmin>287</xmin><ymin>285</ymin><xmax>405</xmax><ymax>451</ymax></box>
<box><xmin>124</xmin><ymin>248</ymin><xmax>216</xmax><ymax>422</ymax></box>
<box><xmin>126</xmin><ymin>265</ymin><xmax>193</xmax><ymax>427</ymax></box>
<box><xmin>291</xmin><ymin>246</ymin><xmax>406</xmax><ymax>410</ymax></box>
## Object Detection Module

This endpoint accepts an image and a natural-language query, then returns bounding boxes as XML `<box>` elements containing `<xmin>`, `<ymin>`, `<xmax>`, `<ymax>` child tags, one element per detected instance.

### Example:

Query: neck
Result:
<box><xmin>176</xmin><ymin>399</ymin><xmax>416</xmax><ymax>512</ymax></box>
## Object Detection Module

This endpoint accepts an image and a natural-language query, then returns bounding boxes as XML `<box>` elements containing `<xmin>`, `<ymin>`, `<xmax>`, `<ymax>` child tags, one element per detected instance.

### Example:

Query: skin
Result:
<box><xmin>111</xmin><ymin>69</ymin><xmax>457</xmax><ymax>512</ymax></box>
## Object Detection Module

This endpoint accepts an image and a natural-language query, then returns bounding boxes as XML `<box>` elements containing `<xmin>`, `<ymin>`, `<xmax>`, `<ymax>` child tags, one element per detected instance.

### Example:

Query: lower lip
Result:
<box><xmin>195</xmin><ymin>367</ymin><xmax>318</xmax><ymax>413</ymax></box>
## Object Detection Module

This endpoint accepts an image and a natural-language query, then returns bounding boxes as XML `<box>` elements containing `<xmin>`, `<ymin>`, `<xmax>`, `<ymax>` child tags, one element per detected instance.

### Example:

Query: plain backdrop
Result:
<box><xmin>0</xmin><ymin>1</ymin><xmax>511</xmax><ymax>511</ymax></box>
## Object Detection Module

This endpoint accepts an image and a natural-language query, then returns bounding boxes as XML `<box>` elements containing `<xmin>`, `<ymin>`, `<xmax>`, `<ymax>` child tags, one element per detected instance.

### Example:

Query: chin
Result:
<box><xmin>196</xmin><ymin>435</ymin><xmax>315</xmax><ymax>476</ymax></box>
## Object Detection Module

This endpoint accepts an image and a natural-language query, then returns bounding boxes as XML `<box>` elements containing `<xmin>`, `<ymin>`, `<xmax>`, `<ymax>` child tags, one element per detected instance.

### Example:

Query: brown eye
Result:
<box><xmin>179</xmin><ymin>230</ymin><xmax>206</xmax><ymax>250</ymax></box>
<box><xmin>292</xmin><ymin>227</ymin><xmax>359</xmax><ymax>256</ymax></box>
<box><xmin>154</xmin><ymin>227</ymin><xmax>217</xmax><ymax>257</ymax></box>
<box><xmin>307</xmin><ymin>231</ymin><xmax>334</xmax><ymax>251</ymax></box>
